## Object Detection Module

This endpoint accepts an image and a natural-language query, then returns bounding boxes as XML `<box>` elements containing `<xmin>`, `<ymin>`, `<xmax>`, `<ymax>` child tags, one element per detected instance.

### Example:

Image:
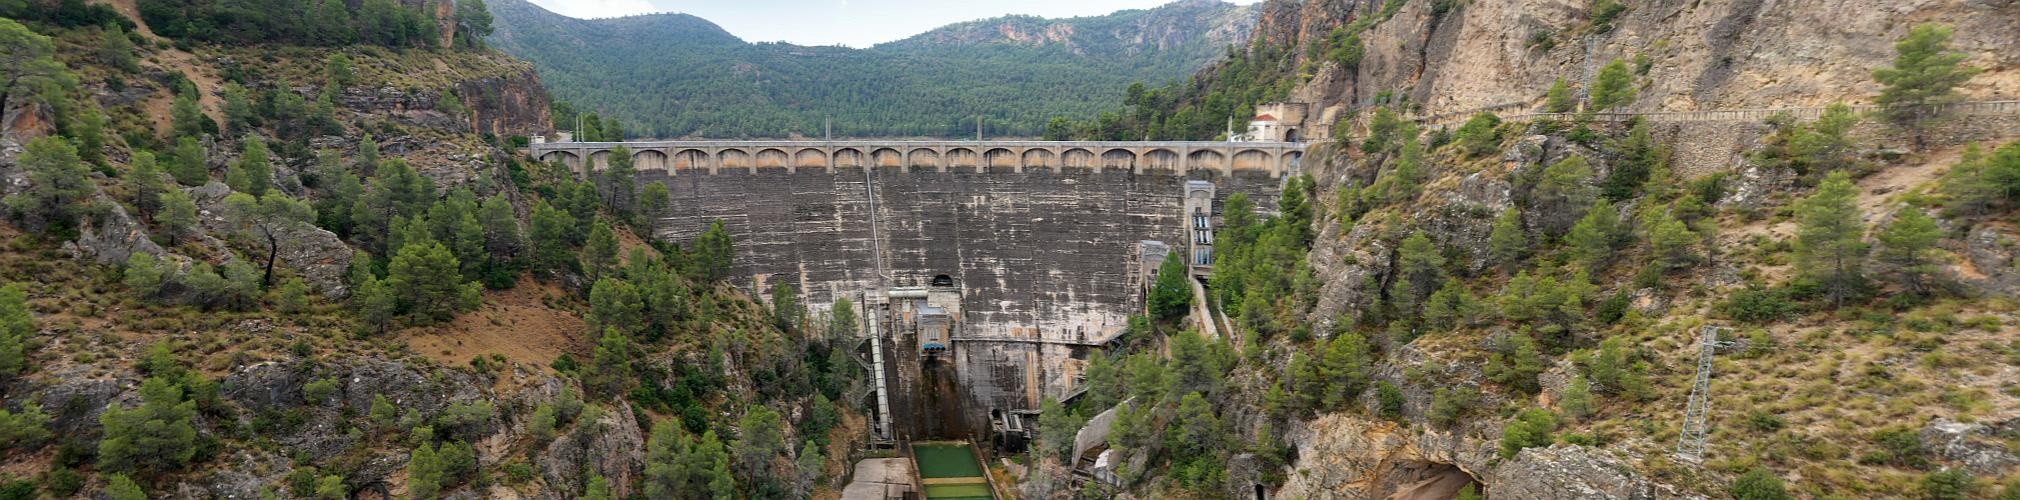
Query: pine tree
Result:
<box><xmin>589</xmin><ymin>278</ymin><xmax>643</xmax><ymax>337</ymax></box>
<box><xmin>734</xmin><ymin>405</ymin><xmax>788</xmax><ymax>493</ymax></box>
<box><xmin>1877</xmin><ymin>207</ymin><xmax>1942</xmax><ymax>292</ymax></box>
<box><xmin>225</xmin><ymin>192</ymin><xmax>316</xmax><ymax>286</ymax></box>
<box><xmin>386</xmin><ymin>241</ymin><xmax>479</xmax><ymax>324</ymax></box>
<box><xmin>126</xmin><ymin>151</ymin><xmax>168</xmax><ymax>219</ymax></box>
<box><xmin>171</xmin><ymin>93</ymin><xmax>208</xmax><ymax>140</ymax></box>
<box><xmin>1488</xmin><ymin>207</ymin><xmax>1527</xmax><ymax>271</ymax></box>
<box><xmin>4</xmin><ymin>137</ymin><xmax>93</xmax><ymax>229</ymax></box>
<box><xmin>1498</xmin><ymin>408</ymin><xmax>1558</xmax><ymax>459</ymax></box>
<box><xmin>1793</xmin><ymin>172</ymin><xmax>1868</xmax><ymax>306</ymax></box>
<box><xmin>1148</xmin><ymin>251</ymin><xmax>1193</xmax><ymax>321</ymax></box>
<box><xmin>96</xmin><ymin>25</ymin><xmax>137</xmax><ymax>72</ymax></box>
<box><xmin>1532</xmin><ymin>156</ymin><xmax>1595</xmax><ymax>236</ymax></box>
<box><xmin>582</xmin><ymin>475</ymin><xmax>613</xmax><ymax>500</ymax></box>
<box><xmin>691</xmin><ymin>220</ymin><xmax>735</xmax><ymax>283</ymax></box>
<box><xmin>222</xmin><ymin>82</ymin><xmax>256</xmax><ymax>133</ymax></box>
<box><xmin>105</xmin><ymin>474</ymin><xmax>145</xmax><ymax>500</ymax></box>
<box><xmin>325</xmin><ymin>53</ymin><xmax>357</xmax><ymax>90</ymax></box>
<box><xmin>583</xmin><ymin>220</ymin><xmax>620</xmax><ymax>280</ymax></box>
<box><xmin>1394</xmin><ymin>231</ymin><xmax>1446</xmax><ymax>314</ymax></box>
<box><xmin>98</xmin><ymin>377</ymin><xmax>200</xmax><ymax>474</ymax></box>
<box><xmin>586</xmin><ymin>327</ymin><xmax>633</xmax><ymax>397</ymax></box>
<box><xmin>1560</xmin><ymin>375</ymin><xmax>1594</xmax><ymax>421</ymax></box>
<box><xmin>0</xmin><ymin>284</ymin><xmax>31</xmax><ymax>377</ymax></box>
<box><xmin>123</xmin><ymin>253</ymin><xmax>168</xmax><ymax>298</ymax></box>
<box><xmin>1565</xmin><ymin>199</ymin><xmax>1623</xmax><ymax>271</ymax></box>
<box><xmin>1645</xmin><ymin>210</ymin><xmax>1700</xmax><ymax>271</ymax></box>
<box><xmin>407</xmin><ymin>441</ymin><xmax>443</xmax><ymax>500</ymax></box>
<box><xmin>794</xmin><ymin>439</ymin><xmax>824</xmax><ymax>497</ymax></box>
<box><xmin>169</xmin><ymin>137</ymin><xmax>208</xmax><ymax>186</ymax></box>
<box><xmin>74</xmin><ymin>103</ymin><xmax>108</xmax><ymax>166</ymax></box>
<box><xmin>1874</xmin><ymin>24</ymin><xmax>1980</xmax><ymax>149</ymax></box>
<box><xmin>639</xmin><ymin>181</ymin><xmax>670</xmax><ymax>226</ymax></box>
<box><xmin>1321</xmin><ymin>333</ymin><xmax>1371</xmax><ymax>410</ymax></box>
<box><xmin>1604</xmin><ymin>120</ymin><xmax>1660</xmax><ymax>200</ymax></box>
<box><xmin>1545</xmin><ymin>77</ymin><xmax>1577</xmax><ymax>113</ymax></box>
<box><xmin>1589</xmin><ymin>59</ymin><xmax>1638</xmax><ymax>112</ymax></box>
<box><xmin>529</xmin><ymin>201</ymin><xmax>576</xmax><ymax>275</ymax></box>
<box><xmin>158</xmin><ymin>188</ymin><xmax>199</xmax><ymax>246</ymax></box>
<box><xmin>226</xmin><ymin>136</ymin><xmax>273</xmax><ymax>196</ymax></box>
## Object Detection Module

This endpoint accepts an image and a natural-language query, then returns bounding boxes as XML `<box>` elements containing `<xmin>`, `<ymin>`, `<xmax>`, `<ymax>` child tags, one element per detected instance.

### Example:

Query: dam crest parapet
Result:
<box><xmin>528</xmin><ymin>140</ymin><xmax>1310</xmax><ymax>177</ymax></box>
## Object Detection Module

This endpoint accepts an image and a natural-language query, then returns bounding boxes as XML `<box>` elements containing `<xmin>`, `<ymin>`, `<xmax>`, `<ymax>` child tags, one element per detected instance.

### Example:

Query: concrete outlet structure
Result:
<box><xmin>531</xmin><ymin>139</ymin><xmax>1308</xmax><ymax>434</ymax></box>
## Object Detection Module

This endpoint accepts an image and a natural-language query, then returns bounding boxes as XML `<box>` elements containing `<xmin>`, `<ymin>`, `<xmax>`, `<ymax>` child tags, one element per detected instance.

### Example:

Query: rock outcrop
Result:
<box><xmin>189</xmin><ymin>182</ymin><xmax>355</xmax><ymax>297</ymax></box>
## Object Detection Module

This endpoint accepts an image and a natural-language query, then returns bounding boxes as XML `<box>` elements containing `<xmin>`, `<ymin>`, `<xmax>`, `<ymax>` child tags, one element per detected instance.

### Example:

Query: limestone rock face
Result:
<box><xmin>540</xmin><ymin>402</ymin><xmax>647</xmax><ymax>498</ymax></box>
<box><xmin>1492</xmin><ymin>445</ymin><xmax>1703</xmax><ymax>500</ymax></box>
<box><xmin>1276</xmin><ymin>413</ymin><xmax>1699</xmax><ymax>500</ymax></box>
<box><xmin>1921</xmin><ymin>417</ymin><xmax>2020</xmax><ymax>477</ymax></box>
<box><xmin>68</xmin><ymin>189</ymin><xmax>166</xmax><ymax>265</ymax></box>
<box><xmin>190</xmin><ymin>182</ymin><xmax>355</xmax><ymax>297</ymax></box>
<box><xmin>1959</xmin><ymin>225</ymin><xmax>2020</xmax><ymax>296</ymax></box>
<box><xmin>456</xmin><ymin>68</ymin><xmax>555</xmax><ymax>137</ymax></box>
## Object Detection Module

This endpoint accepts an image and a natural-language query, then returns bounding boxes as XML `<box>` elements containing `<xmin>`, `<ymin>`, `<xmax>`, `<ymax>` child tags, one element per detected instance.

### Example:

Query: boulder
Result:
<box><xmin>1921</xmin><ymin>418</ymin><xmax>2020</xmax><ymax>477</ymax></box>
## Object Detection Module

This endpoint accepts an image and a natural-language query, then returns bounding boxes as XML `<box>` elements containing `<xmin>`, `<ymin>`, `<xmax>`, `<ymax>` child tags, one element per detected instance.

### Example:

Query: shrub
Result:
<box><xmin>1729</xmin><ymin>467</ymin><xmax>1792</xmax><ymax>500</ymax></box>
<box><xmin>1721</xmin><ymin>285</ymin><xmax>1796</xmax><ymax>324</ymax></box>
<box><xmin>1922</xmin><ymin>469</ymin><xmax>1975</xmax><ymax>500</ymax></box>
<box><xmin>1499</xmin><ymin>408</ymin><xmax>1558</xmax><ymax>459</ymax></box>
<box><xmin>1376</xmin><ymin>381</ymin><xmax>1405</xmax><ymax>421</ymax></box>
<box><xmin>1429</xmin><ymin>386</ymin><xmax>1478</xmax><ymax>427</ymax></box>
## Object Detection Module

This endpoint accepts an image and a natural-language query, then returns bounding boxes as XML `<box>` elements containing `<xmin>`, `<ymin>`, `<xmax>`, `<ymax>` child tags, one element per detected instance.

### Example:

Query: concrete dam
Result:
<box><xmin>530</xmin><ymin>140</ymin><xmax>1306</xmax><ymax>438</ymax></box>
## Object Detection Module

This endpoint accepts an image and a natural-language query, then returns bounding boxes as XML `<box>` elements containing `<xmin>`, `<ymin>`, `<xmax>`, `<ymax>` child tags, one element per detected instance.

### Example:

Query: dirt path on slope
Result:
<box><xmin>94</xmin><ymin>0</ymin><xmax>225</xmax><ymax>135</ymax></box>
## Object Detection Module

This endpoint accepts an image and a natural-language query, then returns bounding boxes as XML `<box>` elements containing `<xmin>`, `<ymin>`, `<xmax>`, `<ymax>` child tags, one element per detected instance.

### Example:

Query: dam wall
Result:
<box><xmin>637</xmin><ymin>165</ymin><xmax>1285</xmax><ymax>426</ymax></box>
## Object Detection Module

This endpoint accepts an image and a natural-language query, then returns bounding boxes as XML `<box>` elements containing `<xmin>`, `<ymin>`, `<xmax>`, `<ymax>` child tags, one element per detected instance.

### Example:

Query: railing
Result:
<box><xmin>1490</xmin><ymin>100</ymin><xmax>2020</xmax><ymax>124</ymax></box>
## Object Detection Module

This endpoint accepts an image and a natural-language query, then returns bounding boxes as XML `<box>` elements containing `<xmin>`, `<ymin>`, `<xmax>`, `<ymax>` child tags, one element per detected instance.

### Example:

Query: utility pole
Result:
<box><xmin>976</xmin><ymin>115</ymin><xmax>983</xmax><ymax>141</ymax></box>
<box><xmin>825</xmin><ymin>117</ymin><xmax>832</xmax><ymax>141</ymax></box>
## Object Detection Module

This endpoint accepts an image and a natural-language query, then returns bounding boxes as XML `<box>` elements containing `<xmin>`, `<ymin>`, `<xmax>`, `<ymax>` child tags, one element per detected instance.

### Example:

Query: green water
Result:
<box><xmin>912</xmin><ymin>442</ymin><xmax>991</xmax><ymax>499</ymax></box>
<box><xmin>923</xmin><ymin>484</ymin><xmax>993</xmax><ymax>499</ymax></box>
<box><xmin>913</xmin><ymin>442</ymin><xmax>984</xmax><ymax>478</ymax></box>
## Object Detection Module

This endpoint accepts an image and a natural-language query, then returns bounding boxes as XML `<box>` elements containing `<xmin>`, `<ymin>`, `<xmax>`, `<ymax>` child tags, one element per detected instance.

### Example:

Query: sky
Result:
<box><xmin>525</xmin><ymin>0</ymin><xmax>1264</xmax><ymax>48</ymax></box>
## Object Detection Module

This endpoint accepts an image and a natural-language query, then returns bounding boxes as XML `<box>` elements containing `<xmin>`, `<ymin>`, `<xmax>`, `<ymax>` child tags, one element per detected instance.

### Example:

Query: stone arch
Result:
<box><xmin>946</xmin><ymin>147</ymin><xmax>980</xmax><ymax>171</ymax></box>
<box><xmin>588</xmin><ymin>150</ymin><xmax>612</xmax><ymax>171</ymax></box>
<box><xmin>633</xmin><ymin>149</ymin><xmax>669</xmax><ymax>172</ymax></box>
<box><xmin>1278</xmin><ymin>151</ymin><xmax>1304</xmax><ymax>175</ymax></box>
<box><xmin>1060</xmin><ymin>148</ymin><xmax>1096</xmax><ymax>170</ymax></box>
<box><xmin>755</xmin><ymin>148</ymin><xmax>790</xmax><ymax>170</ymax></box>
<box><xmin>539</xmin><ymin>150</ymin><xmax>582</xmax><ymax>172</ymax></box>
<box><xmin>1021</xmin><ymin>149</ymin><xmax>1056</xmax><ymax>171</ymax></box>
<box><xmin>907</xmin><ymin>148</ymin><xmax>941</xmax><ymax>170</ymax></box>
<box><xmin>983</xmin><ymin>148</ymin><xmax>1018</xmax><ymax>171</ymax></box>
<box><xmin>1185</xmin><ymin>149</ymin><xmax>1225</xmax><ymax>171</ymax></box>
<box><xmin>833</xmin><ymin>148</ymin><xmax>867</xmax><ymax>169</ymax></box>
<box><xmin>1099</xmin><ymin>149</ymin><xmax>1136</xmax><ymax>170</ymax></box>
<box><xmin>718</xmin><ymin>149</ymin><xmax>753</xmax><ymax>171</ymax></box>
<box><xmin>871</xmin><ymin>148</ymin><xmax>905</xmax><ymax>170</ymax></box>
<box><xmin>672</xmin><ymin>149</ymin><xmax>709</xmax><ymax>171</ymax></box>
<box><xmin>1142</xmin><ymin>148</ymin><xmax>1180</xmax><ymax>173</ymax></box>
<box><xmin>1232</xmin><ymin>149</ymin><xmax>1273</xmax><ymax>173</ymax></box>
<box><xmin>793</xmin><ymin>148</ymin><xmax>829</xmax><ymax>169</ymax></box>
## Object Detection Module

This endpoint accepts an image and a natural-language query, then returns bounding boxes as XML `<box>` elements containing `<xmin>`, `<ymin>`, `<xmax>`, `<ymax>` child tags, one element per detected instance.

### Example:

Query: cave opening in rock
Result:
<box><xmin>1380</xmin><ymin>461</ymin><xmax>1481</xmax><ymax>500</ymax></box>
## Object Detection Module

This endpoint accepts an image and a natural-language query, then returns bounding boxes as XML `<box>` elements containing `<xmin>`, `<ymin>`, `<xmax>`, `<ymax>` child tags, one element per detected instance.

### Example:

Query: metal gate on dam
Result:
<box><xmin>530</xmin><ymin>140</ymin><xmax>1306</xmax><ymax>436</ymax></box>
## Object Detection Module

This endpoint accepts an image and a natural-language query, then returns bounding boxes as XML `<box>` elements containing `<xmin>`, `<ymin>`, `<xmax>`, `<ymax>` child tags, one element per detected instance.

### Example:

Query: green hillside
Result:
<box><xmin>486</xmin><ymin>0</ymin><xmax>1255</xmax><ymax>139</ymax></box>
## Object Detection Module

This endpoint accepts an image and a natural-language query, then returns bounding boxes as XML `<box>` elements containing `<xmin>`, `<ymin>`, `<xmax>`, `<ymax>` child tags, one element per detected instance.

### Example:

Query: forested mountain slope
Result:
<box><xmin>485</xmin><ymin>0</ymin><xmax>1257</xmax><ymax>139</ymax></box>
<box><xmin>0</xmin><ymin>1</ymin><xmax>864</xmax><ymax>497</ymax></box>
<box><xmin>1019</xmin><ymin>0</ymin><xmax>2020</xmax><ymax>499</ymax></box>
